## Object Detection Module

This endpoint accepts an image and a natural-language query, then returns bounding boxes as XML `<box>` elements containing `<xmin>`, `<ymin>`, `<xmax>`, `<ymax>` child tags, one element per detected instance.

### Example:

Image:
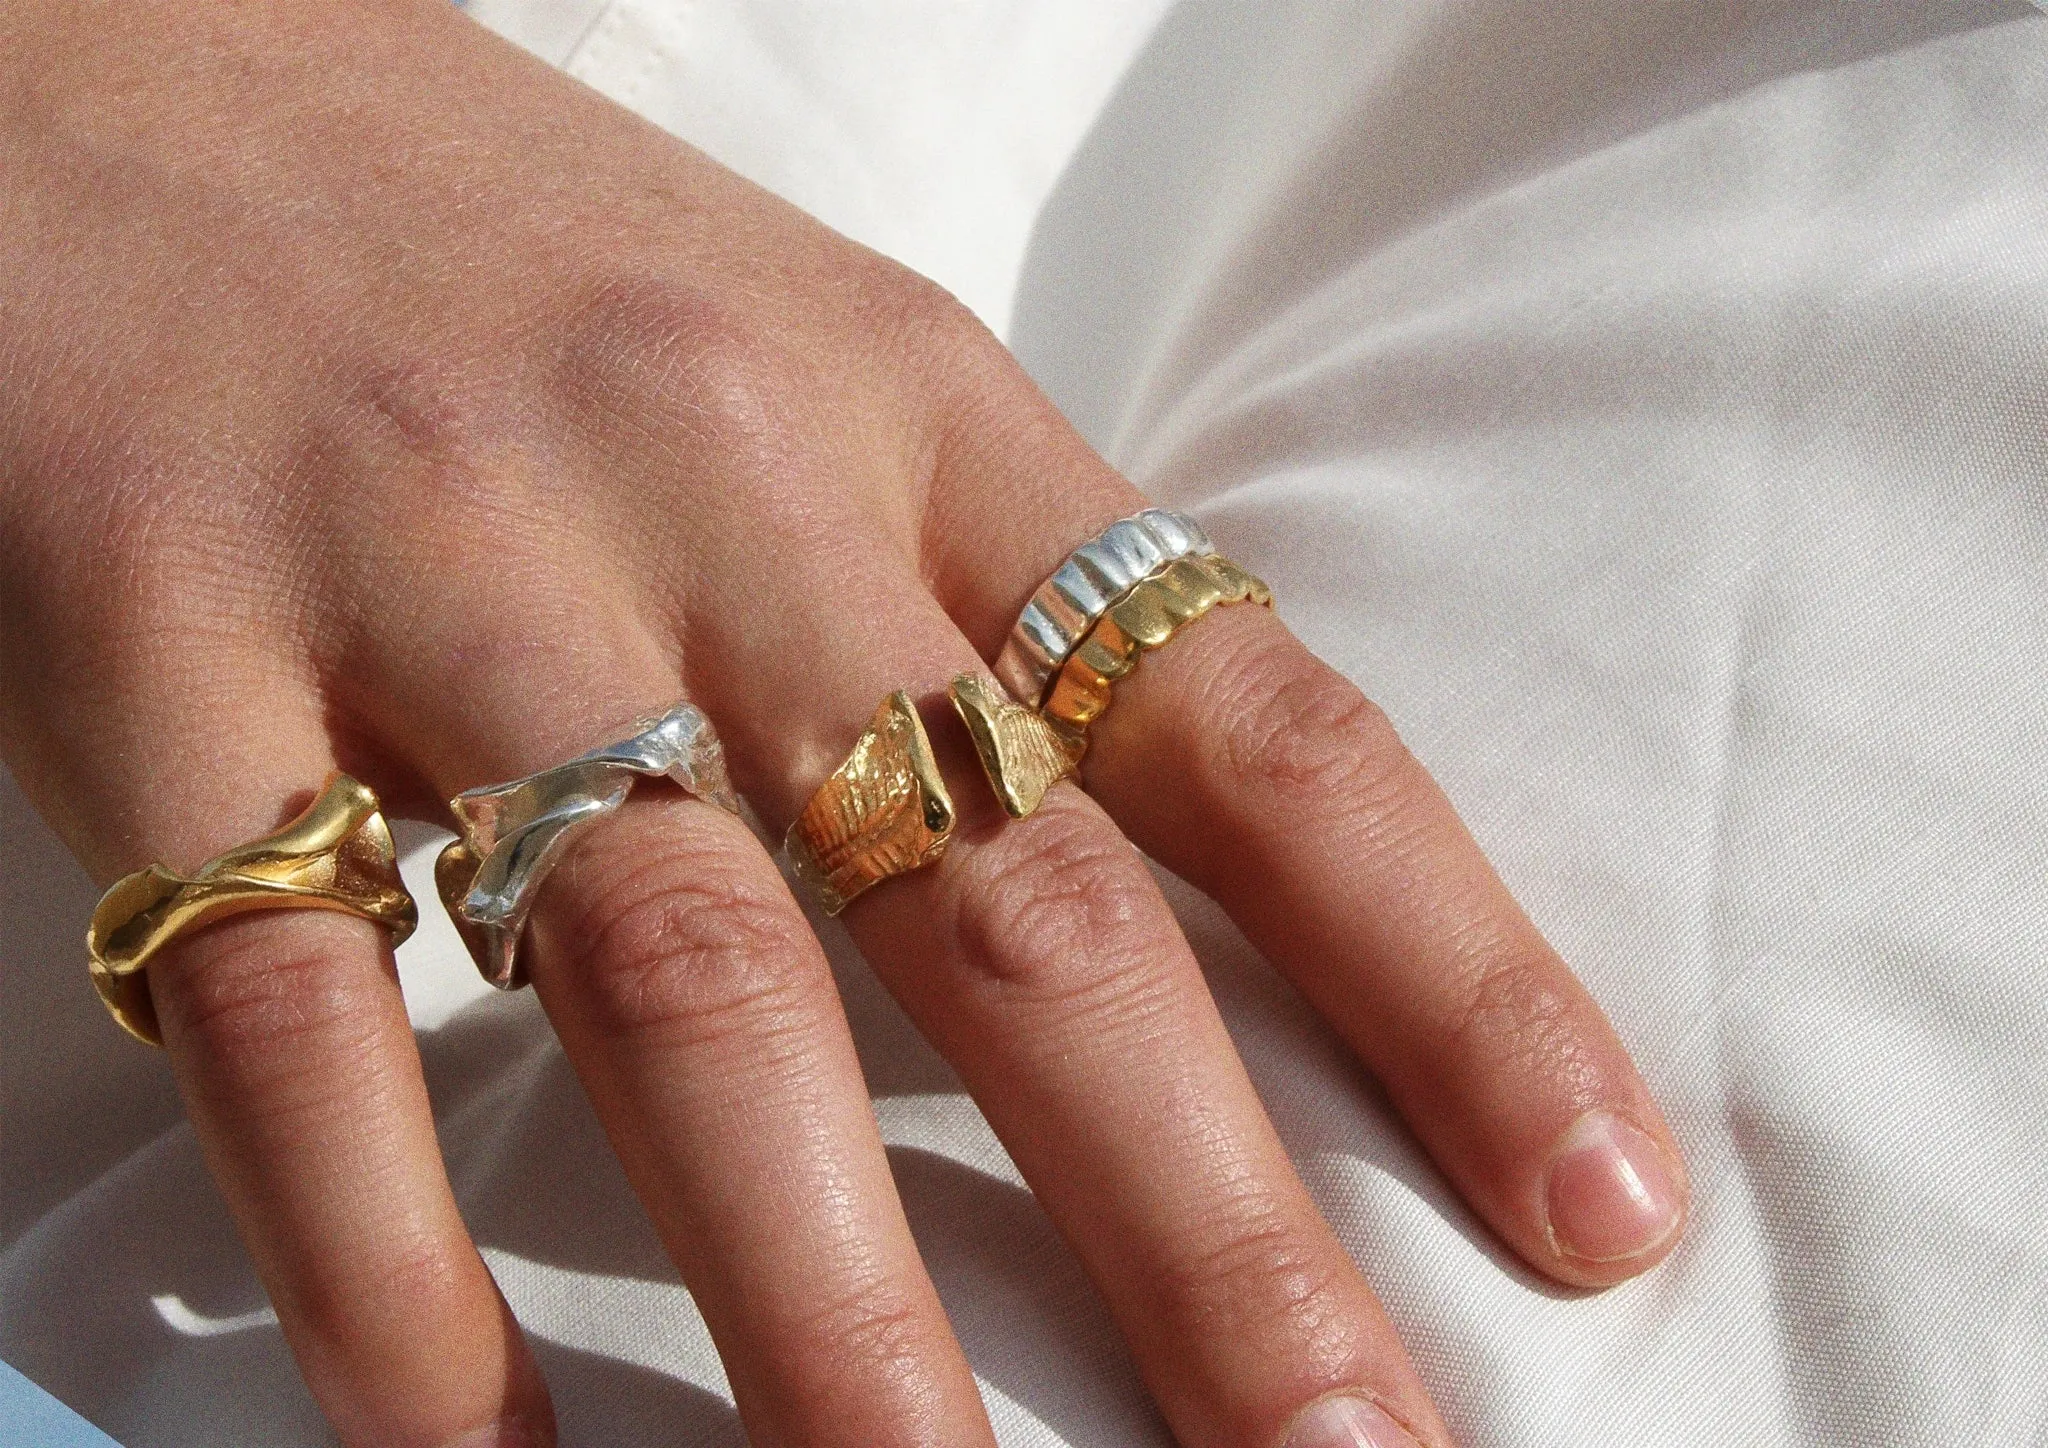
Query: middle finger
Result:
<box><xmin>379</xmin><ymin>613</ymin><xmax>994</xmax><ymax>1447</ymax></box>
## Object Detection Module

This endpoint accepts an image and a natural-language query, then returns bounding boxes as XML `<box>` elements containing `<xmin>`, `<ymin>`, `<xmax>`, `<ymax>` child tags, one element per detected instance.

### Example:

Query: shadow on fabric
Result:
<box><xmin>1008</xmin><ymin>0</ymin><xmax>2030</xmax><ymax>462</ymax></box>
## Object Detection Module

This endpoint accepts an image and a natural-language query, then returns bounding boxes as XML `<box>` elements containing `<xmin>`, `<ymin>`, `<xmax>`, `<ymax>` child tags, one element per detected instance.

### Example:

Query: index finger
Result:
<box><xmin>928</xmin><ymin>384</ymin><xmax>1687</xmax><ymax>1288</ymax></box>
<box><xmin>1086</xmin><ymin>601</ymin><xmax>1689</xmax><ymax>1286</ymax></box>
<box><xmin>71</xmin><ymin>703</ymin><xmax>554</xmax><ymax>1447</ymax></box>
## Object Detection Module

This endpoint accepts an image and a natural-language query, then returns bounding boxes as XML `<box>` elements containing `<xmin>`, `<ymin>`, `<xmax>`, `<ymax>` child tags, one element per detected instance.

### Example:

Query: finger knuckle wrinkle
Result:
<box><xmin>1218</xmin><ymin>649</ymin><xmax>1416</xmax><ymax>816</ymax></box>
<box><xmin>289</xmin><ymin>1233</ymin><xmax>458</xmax><ymax>1349</ymax></box>
<box><xmin>1446</xmin><ymin>946</ymin><xmax>1588</xmax><ymax>1077</ymax></box>
<box><xmin>1173</xmin><ymin>1214</ymin><xmax>1353</xmax><ymax>1342</ymax></box>
<box><xmin>162</xmin><ymin>932</ymin><xmax>387</xmax><ymax>1077</ymax></box>
<box><xmin>563</xmin><ymin>841</ymin><xmax>816</xmax><ymax>1042</ymax></box>
<box><xmin>352</xmin><ymin>1231</ymin><xmax>468</xmax><ymax>1322</ymax></box>
<box><xmin>950</xmin><ymin>805</ymin><xmax>1171</xmax><ymax>1008</ymax></box>
<box><xmin>795</xmin><ymin>1284</ymin><xmax>931</xmax><ymax>1380</ymax></box>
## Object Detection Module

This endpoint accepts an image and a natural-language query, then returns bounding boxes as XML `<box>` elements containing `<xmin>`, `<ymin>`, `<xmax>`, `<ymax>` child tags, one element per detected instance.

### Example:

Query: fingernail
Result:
<box><xmin>441</xmin><ymin>1423</ymin><xmax>540</xmax><ymax>1448</ymax></box>
<box><xmin>1545</xmin><ymin>1109</ymin><xmax>1683</xmax><ymax>1264</ymax></box>
<box><xmin>1280</xmin><ymin>1393</ymin><xmax>1422</xmax><ymax>1448</ymax></box>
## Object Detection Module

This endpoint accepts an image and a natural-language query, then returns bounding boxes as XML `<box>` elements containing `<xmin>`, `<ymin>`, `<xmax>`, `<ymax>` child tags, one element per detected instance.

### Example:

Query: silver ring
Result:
<box><xmin>994</xmin><ymin>508</ymin><xmax>1214</xmax><ymax>709</ymax></box>
<box><xmin>435</xmin><ymin>702</ymin><xmax>738</xmax><ymax>990</ymax></box>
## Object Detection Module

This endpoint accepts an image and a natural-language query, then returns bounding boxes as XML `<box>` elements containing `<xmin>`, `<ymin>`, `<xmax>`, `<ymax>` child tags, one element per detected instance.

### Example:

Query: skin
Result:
<box><xmin>0</xmin><ymin>2</ymin><xmax>1689</xmax><ymax>1445</ymax></box>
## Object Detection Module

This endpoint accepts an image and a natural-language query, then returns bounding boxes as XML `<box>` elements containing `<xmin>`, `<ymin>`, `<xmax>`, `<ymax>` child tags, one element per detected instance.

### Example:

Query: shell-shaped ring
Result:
<box><xmin>435</xmin><ymin>702</ymin><xmax>739</xmax><ymax>990</ymax></box>
<box><xmin>783</xmin><ymin>691</ymin><xmax>954</xmax><ymax>917</ymax></box>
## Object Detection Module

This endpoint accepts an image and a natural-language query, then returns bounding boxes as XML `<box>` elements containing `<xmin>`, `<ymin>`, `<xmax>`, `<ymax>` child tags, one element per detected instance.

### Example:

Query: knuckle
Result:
<box><xmin>551</xmin><ymin>275</ymin><xmax>798</xmax><ymax>455</ymax></box>
<box><xmin>350</xmin><ymin>1229</ymin><xmax>468</xmax><ymax>1326</ymax></box>
<box><xmin>291</xmin><ymin>1227</ymin><xmax>474</xmax><ymax>1353</ymax></box>
<box><xmin>552</xmin><ymin>827</ymin><xmax>821</xmax><ymax>1046</ymax></box>
<box><xmin>944</xmin><ymin>799</ymin><xmax>1178</xmax><ymax>1012</ymax></box>
<box><xmin>1168</xmin><ymin>1209</ymin><xmax>1360</xmax><ymax>1350</ymax></box>
<box><xmin>792</xmin><ymin>1281</ymin><xmax>934</xmax><ymax>1381</ymax></box>
<box><xmin>153</xmin><ymin>917</ymin><xmax>391</xmax><ymax>1093</ymax></box>
<box><xmin>852</xmin><ymin>255</ymin><xmax>970</xmax><ymax>336</ymax></box>
<box><xmin>854</xmin><ymin>260</ymin><xmax>997</xmax><ymax>379</ymax></box>
<box><xmin>1444</xmin><ymin>943</ymin><xmax>1599</xmax><ymax>1085</ymax></box>
<box><xmin>1216</xmin><ymin>645</ymin><xmax>1414</xmax><ymax>810</ymax></box>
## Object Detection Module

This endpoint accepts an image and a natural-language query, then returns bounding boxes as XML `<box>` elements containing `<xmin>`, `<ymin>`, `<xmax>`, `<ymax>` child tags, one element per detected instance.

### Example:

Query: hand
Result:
<box><xmin>0</xmin><ymin>3</ymin><xmax>1688</xmax><ymax>1445</ymax></box>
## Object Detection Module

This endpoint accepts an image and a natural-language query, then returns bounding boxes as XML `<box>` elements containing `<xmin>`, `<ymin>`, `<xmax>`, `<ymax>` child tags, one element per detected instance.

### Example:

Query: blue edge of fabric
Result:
<box><xmin>0</xmin><ymin>1360</ymin><xmax>119</xmax><ymax>1447</ymax></box>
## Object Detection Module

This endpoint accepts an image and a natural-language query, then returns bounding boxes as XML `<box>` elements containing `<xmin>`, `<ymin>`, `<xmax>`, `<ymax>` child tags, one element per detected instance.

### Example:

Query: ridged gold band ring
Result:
<box><xmin>1040</xmin><ymin>552</ymin><xmax>1273</xmax><ymax>748</ymax></box>
<box><xmin>1000</xmin><ymin>509</ymin><xmax>1273</xmax><ymax>757</ymax></box>
<box><xmin>995</xmin><ymin>508</ymin><xmax>1215</xmax><ymax>709</ymax></box>
<box><xmin>86</xmin><ymin>772</ymin><xmax>418</xmax><ymax>1046</ymax></box>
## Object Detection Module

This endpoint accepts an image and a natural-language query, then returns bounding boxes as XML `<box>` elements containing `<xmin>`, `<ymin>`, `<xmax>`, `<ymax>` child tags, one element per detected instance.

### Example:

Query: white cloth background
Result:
<box><xmin>4</xmin><ymin>2</ymin><xmax>2046</xmax><ymax>1444</ymax></box>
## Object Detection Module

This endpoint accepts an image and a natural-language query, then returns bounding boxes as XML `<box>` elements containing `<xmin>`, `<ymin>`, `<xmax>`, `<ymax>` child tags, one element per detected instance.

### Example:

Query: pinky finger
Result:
<box><xmin>143</xmin><ymin>821</ymin><xmax>552</xmax><ymax>1446</ymax></box>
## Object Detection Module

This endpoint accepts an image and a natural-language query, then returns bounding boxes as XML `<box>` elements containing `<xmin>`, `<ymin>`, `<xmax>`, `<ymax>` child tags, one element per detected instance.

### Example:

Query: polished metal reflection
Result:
<box><xmin>783</xmin><ymin>691</ymin><xmax>954</xmax><ymax>916</ymax></box>
<box><xmin>436</xmin><ymin>702</ymin><xmax>738</xmax><ymax>990</ymax></box>
<box><xmin>1042</xmin><ymin>553</ymin><xmax>1273</xmax><ymax>744</ymax></box>
<box><xmin>87</xmin><ymin>772</ymin><xmax>418</xmax><ymax>1046</ymax></box>
<box><xmin>994</xmin><ymin>508</ymin><xmax>1213</xmax><ymax>709</ymax></box>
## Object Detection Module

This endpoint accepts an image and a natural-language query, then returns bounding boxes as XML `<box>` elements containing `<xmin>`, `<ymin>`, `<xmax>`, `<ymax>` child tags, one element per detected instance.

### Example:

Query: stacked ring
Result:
<box><xmin>995</xmin><ymin>508</ymin><xmax>1214</xmax><ymax>709</ymax></box>
<box><xmin>1041</xmin><ymin>553</ymin><xmax>1272</xmax><ymax>744</ymax></box>
<box><xmin>783</xmin><ymin>507</ymin><xmax>1263</xmax><ymax>912</ymax></box>
<box><xmin>86</xmin><ymin>772</ymin><xmax>418</xmax><ymax>1046</ymax></box>
<box><xmin>436</xmin><ymin>702</ymin><xmax>738</xmax><ymax>989</ymax></box>
<box><xmin>1000</xmin><ymin>509</ymin><xmax>1272</xmax><ymax>759</ymax></box>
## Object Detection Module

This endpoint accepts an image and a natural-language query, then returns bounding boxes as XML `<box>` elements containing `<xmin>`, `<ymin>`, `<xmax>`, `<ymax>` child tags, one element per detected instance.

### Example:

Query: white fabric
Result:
<box><xmin>5</xmin><ymin>2</ymin><xmax>2047</xmax><ymax>1444</ymax></box>
<box><xmin>463</xmin><ymin>0</ymin><xmax>1175</xmax><ymax>338</ymax></box>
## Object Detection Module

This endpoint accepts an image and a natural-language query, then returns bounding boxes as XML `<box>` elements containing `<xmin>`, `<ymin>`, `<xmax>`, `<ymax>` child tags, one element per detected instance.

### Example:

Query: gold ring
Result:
<box><xmin>1041</xmin><ymin>553</ymin><xmax>1273</xmax><ymax>749</ymax></box>
<box><xmin>948</xmin><ymin>673</ymin><xmax>1080</xmax><ymax>820</ymax></box>
<box><xmin>784</xmin><ymin>691</ymin><xmax>954</xmax><ymax>915</ymax></box>
<box><xmin>86</xmin><ymin>772</ymin><xmax>418</xmax><ymax>1045</ymax></box>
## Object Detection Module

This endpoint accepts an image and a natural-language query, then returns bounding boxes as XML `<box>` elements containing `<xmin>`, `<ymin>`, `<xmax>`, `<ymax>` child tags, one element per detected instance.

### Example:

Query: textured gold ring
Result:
<box><xmin>784</xmin><ymin>691</ymin><xmax>955</xmax><ymax>915</ymax></box>
<box><xmin>1041</xmin><ymin>553</ymin><xmax>1273</xmax><ymax>750</ymax></box>
<box><xmin>86</xmin><ymin>772</ymin><xmax>418</xmax><ymax>1046</ymax></box>
<box><xmin>948</xmin><ymin>673</ymin><xmax>1081</xmax><ymax>820</ymax></box>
